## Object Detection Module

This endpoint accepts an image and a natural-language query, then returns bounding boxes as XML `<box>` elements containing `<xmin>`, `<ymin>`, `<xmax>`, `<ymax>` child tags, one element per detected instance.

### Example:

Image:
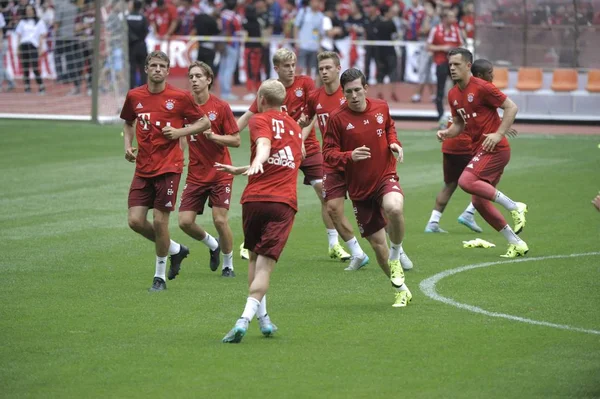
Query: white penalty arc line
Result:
<box><xmin>419</xmin><ymin>252</ymin><xmax>600</xmax><ymax>336</ymax></box>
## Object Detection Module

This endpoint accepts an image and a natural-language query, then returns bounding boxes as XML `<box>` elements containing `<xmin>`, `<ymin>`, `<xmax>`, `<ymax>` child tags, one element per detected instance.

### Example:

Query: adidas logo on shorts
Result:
<box><xmin>267</xmin><ymin>145</ymin><xmax>296</xmax><ymax>169</ymax></box>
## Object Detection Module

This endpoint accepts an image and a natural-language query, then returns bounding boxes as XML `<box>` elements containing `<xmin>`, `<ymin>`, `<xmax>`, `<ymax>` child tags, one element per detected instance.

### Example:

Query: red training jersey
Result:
<box><xmin>120</xmin><ymin>84</ymin><xmax>205</xmax><ymax>178</ymax></box>
<box><xmin>241</xmin><ymin>110</ymin><xmax>303</xmax><ymax>211</ymax></box>
<box><xmin>148</xmin><ymin>4</ymin><xmax>177</xmax><ymax>36</ymax></box>
<box><xmin>448</xmin><ymin>76</ymin><xmax>510</xmax><ymax>153</ymax></box>
<box><xmin>305</xmin><ymin>84</ymin><xmax>347</xmax><ymax>172</ymax></box>
<box><xmin>427</xmin><ymin>23</ymin><xmax>463</xmax><ymax>65</ymax></box>
<box><xmin>250</xmin><ymin>75</ymin><xmax>320</xmax><ymax>157</ymax></box>
<box><xmin>323</xmin><ymin>99</ymin><xmax>401</xmax><ymax>201</ymax></box>
<box><xmin>442</xmin><ymin>120</ymin><xmax>473</xmax><ymax>155</ymax></box>
<box><xmin>186</xmin><ymin>94</ymin><xmax>239</xmax><ymax>184</ymax></box>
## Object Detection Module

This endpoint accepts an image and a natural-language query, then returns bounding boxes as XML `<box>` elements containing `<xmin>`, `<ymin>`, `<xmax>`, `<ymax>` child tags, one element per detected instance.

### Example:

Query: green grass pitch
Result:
<box><xmin>1</xmin><ymin>120</ymin><xmax>599</xmax><ymax>398</ymax></box>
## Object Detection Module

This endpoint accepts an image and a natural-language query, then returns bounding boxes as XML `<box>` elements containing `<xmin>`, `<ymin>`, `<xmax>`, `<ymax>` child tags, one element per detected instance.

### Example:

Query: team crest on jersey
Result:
<box><xmin>208</xmin><ymin>111</ymin><xmax>217</xmax><ymax>121</ymax></box>
<box><xmin>375</xmin><ymin>113</ymin><xmax>384</xmax><ymax>124</ymax></box>
<box><xmin>165</xmin><ymin>99</ymin><xmax>175</xmax><ymax>110</ymax></box>
<box><xmin>295</xmin><ymin>88</ymin><xmax>303</xmax><ymax>97</ymax></box>
<box><xmin>339</xmin><ymin>97</ymin><xmax>346</xmax><ymax>105</ymax></box>
<box><xmin>467</xmin><ymin>93</ymin><xmax>474</xmax><ymax>103</ymax></box>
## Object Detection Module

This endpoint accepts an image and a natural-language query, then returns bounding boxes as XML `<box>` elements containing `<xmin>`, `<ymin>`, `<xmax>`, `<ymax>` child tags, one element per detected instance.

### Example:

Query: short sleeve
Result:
<box><xmin>248</xmin><ymin>115</ymin><xmax>272</xmax><ymax>142</ymax></box>
<box><xmin>249</xmin><ymin>98</ymin><xmax>259</xmax><ymax>114</ymax></box>
<box><xmin>448</xmin><ymin>91</ymin><xmax>458</xmax><ymax>118</ymax></box>
<box><xmin>305</xmin><ymin>92</ymin><xmax>316</xmax><ymax>120</ymax></box>
<box><xmin>15</xmin><ymin>21</ymin><xmax>23</xmax><ymax>36</ymax></box>
<box><xmin>120</xmin><ymin>92</ymin><xmax>136</xmax><ymax>121</ymax></box>
<box><xmin>221</xmin><ymin>103</ymin><xmax>240</xmax><ymax>135</ymax></box>
<box><xmin>481</xmin><ymin>82</ymin><xmax>506</xmax><ymax>109</ymax></box>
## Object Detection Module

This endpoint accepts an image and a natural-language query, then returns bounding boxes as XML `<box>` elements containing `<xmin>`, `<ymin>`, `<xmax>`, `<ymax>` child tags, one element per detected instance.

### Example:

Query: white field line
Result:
<box><xmin>419</xmin><ymin>252</ymin><xmax>600</xmax><ymax>335</ymax></box>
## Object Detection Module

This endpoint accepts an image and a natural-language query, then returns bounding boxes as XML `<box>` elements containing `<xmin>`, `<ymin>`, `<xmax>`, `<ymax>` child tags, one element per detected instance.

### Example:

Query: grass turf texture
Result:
<box><xmin>1</xmin><ymin>120</ymin><xmax>598</xmax><ymax>398</ymax></box>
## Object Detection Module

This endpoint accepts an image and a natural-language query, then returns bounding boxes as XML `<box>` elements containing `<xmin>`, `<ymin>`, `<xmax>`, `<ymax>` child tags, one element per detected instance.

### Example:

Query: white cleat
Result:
<box><xmin>344</xmin><ymin>253</ymin><xmax>370</xmax><ymax>271</ymax></box>
<box><xmin>399</xmin><ymin>252</ymin><xmax>413</xmax><ymax>271</ymax></box>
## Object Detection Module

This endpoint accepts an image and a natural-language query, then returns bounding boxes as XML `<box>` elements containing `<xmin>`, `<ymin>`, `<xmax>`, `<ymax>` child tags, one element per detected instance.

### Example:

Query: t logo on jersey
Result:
<box><xmin>138</xmin><ymin>113</ymin><xmax>151</xmax><ymax>130</ymax></box>
<box><xmin>317</xmin><ymin>113</ymin><xmax>329</xmax><ymax>129</ymax></box>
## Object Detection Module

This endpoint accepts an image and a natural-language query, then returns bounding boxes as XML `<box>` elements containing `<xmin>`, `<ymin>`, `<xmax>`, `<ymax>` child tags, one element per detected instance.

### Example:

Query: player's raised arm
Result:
<box><xmin>245</xmin><ymin>137</ymin><xmax>272</xmax><ymax>176</ymax></box>
<box><xmin>237</xmin><ymin>110</ymin><xmax>256</xmax><ymax>132</ymax></box>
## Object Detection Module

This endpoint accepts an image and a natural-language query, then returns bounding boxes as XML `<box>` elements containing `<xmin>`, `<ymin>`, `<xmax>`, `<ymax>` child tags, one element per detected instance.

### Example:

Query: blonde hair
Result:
<box><xmin>258</xmin><ymin>79</ymin><xmax>286</xmax><ymax>107</ymax></box>
<box><xmin>188</xmin><ymin>61</ymin><xmax>214</xmax><ymax>89</ymax></box>
<box><xmin>317</xmin><ymin>51</ymin><xmax>340</xmax><ymax>66</ymax></box>
<box><xmin>272</xmin><ymin>48</ymin><xmax>296</xmax><ymax>66</ymax></box>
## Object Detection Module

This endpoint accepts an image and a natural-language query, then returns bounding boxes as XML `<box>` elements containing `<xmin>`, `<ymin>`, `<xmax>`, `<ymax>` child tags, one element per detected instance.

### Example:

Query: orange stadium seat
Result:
<box><xmin>586</xmin><ymin>69</ymin><xmax>600</xmax><ymax>93</ymax></box>
<box><xmin>492</xmin><ymin>67</ymin><xmax>509</xmax><ymax>89</ymax></box>
<box><xmin>515</xmin><ymin>67</ymin><xmax>543</xmax><ymax>91</ymax></box>
<box><xmin>551</xmin><ymin>69</ymin><xmax>578</xmax><ymax>92</ymax></box>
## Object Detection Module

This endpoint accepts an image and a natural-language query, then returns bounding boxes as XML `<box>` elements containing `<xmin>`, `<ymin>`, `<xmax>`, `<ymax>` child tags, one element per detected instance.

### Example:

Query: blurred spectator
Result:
<box><xmin>104</xmin><ymin>0</ymin><xmax>125</xmax><ymax>93</ymax></box>
<box><xmin>148</xmin><ymin>0</ymin><xmax>177</xmax><ymax>39</ymax></box>
<box><xmin>243</xmin><ymin>3</ymin><xmax>261</xmax><ymax>98</ymax></box>
<box><xmin>126</xmin><ymin>0</ymin><xmax>148</xmax><ymax>89</ymax></box>
<box><xmin>403</xmin><ymin>0</ymin><xmax>425</xmax><ymax>42</ymax></box>
<box><xmin>255</xmin><ymin>0</ymin><xmax>272</xmax><ymax>81</ymax></box>
<box><xmin>282</xmin><ymin>0</ymin><xmax>297</xmax><ymax>39</ymax></box>
<box><xmin>411</xmin><ymin>0</ymin><xmax>437</xmax><ymax>103</ymax></box>
<box><xmin>193</xmin><ymin>4</ymin><xmax>220</xmax><ymax>75</ymax></box>
<box><xmin>321</xmin><ymin>5</ymin><xmax>345</xmax><ymax>53</ymax></box>
<box><xmin>15</xmin><ymin>3</ymin><xmax>46</xmax><ymax>93</ymax></box>
<box><xmin>294</xmin><ymin>0</ymin><xmax>324</xmax><ymax>77</ymax></box>
<box><xmin>75</xmin><ymin>0</ymin><xmax>94</xmax><ymax>95</ymax></box>
<box><xmin>266</xmin><ymin>0</ymin><xmax>282</xmax><ymax>36</ymax></box>
<box><xmin>54</xmin><ymin>0</ymin><xmax>81</xmax><ymax>94</ymax></box>
<box><xmin>459</xmin><ymin>1</ymin><xmax>474</xmax><ymax>40</ymax></box>
<box><xmin>427</xmin><ymin>7</ymin><xmax>462</xmax><ymax>125</ymax></box>
<box><xmin>176</xmin><ymin>0</ymin><xmax>199</xmax><ymax>35</ymax></box>
<box><xmin>0</xmin><ymin>9</ymin><xmax>15</xmax><ymax>91</ymax></box>
<box><xmin>363</xmin><ymin>2</ymin><xmax>381</xmax><ymax>83</ymax></box>
<box><xmin>375</xmin><ymin>5</ymin><xmax>399</xmax><ymax>86</ymax></box>
<box><xmin>219</xmin><ymin>0</ymin><xmax>242</xmax><ymax>100</ymax></box>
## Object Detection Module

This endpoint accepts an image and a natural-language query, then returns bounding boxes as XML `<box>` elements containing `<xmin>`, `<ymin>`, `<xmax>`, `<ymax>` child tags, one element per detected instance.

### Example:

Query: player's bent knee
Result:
<box><xmin>326</xmin><ymin>199</ymin><xmax>343</xmax><ymax>218</ymax></box>
<box><xmin>212</xmin><ymin>214</ymin><xmax>229</xmax><ymax>229</ymax></box>
<box><xmin>127</xmin><ymin>216</ymin><xmax>144</xmax><ymax>232</ymax></box>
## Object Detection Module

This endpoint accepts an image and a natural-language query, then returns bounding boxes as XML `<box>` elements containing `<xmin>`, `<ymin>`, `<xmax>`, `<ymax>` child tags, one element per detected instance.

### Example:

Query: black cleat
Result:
<box><xmin>221</xmin><ymin>268</ymin><xmax>236</xmax><ymax>277</ymax></box>
<box><xmin>209</xmin><ymin>239</ymin><xmax>221</xmax><ymax>272</ymax></box>
<box><xmin>168</xmin><ymin>244</ymin><xmax>190</xmax><ymax>280</ymax></box>
<box><xmin>148</xmin><ymin>277</ymin><xmax>166</xmax><ymax>292</ymax></box>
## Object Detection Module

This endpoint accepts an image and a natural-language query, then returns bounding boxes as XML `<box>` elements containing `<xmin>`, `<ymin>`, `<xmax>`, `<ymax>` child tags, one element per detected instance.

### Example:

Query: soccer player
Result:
<box><xmin>175</xmin><ymin>61</ymin><xmax>241</xmax><ymax>278</ymax></box>
<box><xmin>120</xmin><ymin>50</ymin><xmax>210</xmax><ymax>291</ymax></box>
<box><xmin>236</xmin><ymin>48</ymin><xmax>351</xmax><ymax>262</ymax></box>
<box><xmin>323</xmin><ymin>68</ymin><xmax>413</xmax><ymax>307</ymax></box>
<box><xmin>301</xmin><ymin>51</ymin><xmax>369</xmax><ymax>271</ymax></box>
<box><xmin>217</xmin><ymin>79</ymin><xmax>302</xmax><ymax>343</ymax></box>
<box><xmin>424</xmin><ymin>58</ymin><xmax>510</xmax><ymax>234</ymax></box>
<box><xmin>437</xmin><ymin>48</ymin><xmax>528</xmax><ymax>258</ymax></box>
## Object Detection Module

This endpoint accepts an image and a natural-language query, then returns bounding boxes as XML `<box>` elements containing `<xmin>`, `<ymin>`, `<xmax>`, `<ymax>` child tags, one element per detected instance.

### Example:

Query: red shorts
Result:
<box><xmin>300</xmin><ymin>152</ymin><xmax>324</xmax><ymax>186</ymax></box>
<box><xmin>322</xmin><ymin>170</ymin><xmax>347</xmax><ymax>201</ymax></box>
<box><xmin>443</xmin><ymin>153</ymin><xmax>473</xmax><ymax>184</ymax></box>
<box><xmin>128</xmin><ymin>173</ymin><xmax>181</xmax><ymax>212</ymax></box>
<box><xmin>242</xmin><ymin>202</ymin><xmax>296</xmax><ymax>262</ymax></box>
<box><xmin>179</xmin><ymin>180</ymin><xmax>233</xmax><ymax>214</ymax></box>
<box><xmin>463</xmin><ymin>149</ymin><xmax>511</xmax><ymax>186</ymax></box>
<box><xmin>351</xmin><ymin>176</ymin><xmax>404</xmax><ymax>238</ymax></box>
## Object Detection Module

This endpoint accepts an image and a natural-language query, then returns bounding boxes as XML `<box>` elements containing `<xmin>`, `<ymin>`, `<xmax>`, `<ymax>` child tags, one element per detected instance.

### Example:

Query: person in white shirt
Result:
<box><xmin>0</xmin><ymin>12</ymin><xmax>16</xmax><ymax>92</ymax></box>
<box><xmin>15</xmin><ymin>4</ymin><xmax>47</xmax><ymax>93</ymax></box>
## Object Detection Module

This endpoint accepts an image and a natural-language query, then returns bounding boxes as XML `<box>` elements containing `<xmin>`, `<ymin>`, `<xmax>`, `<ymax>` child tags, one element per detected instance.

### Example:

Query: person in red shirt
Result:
<box><xmin>323</xmin><ymin>68</ymin><xmax>413</xmax><ymax>308</ymax></box>
<box><xmin>427</xmin><ymin>8</ymin><xmax>463</xmax><ymax>126</ymax></box>
<box><xmin>148</xmin><ymin>0</ymin><xmax>178</xmax><ymax>39</ymax></box>
<box><xmin>173</xmin><ymin>61</ymin><xmax>241</xmax><ymax>279</ymax></box>
<box><xmin>437</xmin><ymin>48</ymin><xmax>528</xmax><ymax>258</ymax></box>
<box><xmin>459</xmin><ymin>2</ymin><xmax>475</xmax><ymax>40</ymax></box>
<box><xmin>301</xmin><ymin>51</ymin><xmax>368</xmax><ymax>270</ymax></box>
<box><xmin>216</xmin><ymin>79</ymin><xmax>302</xmax><ymax>343</ymax></box>
<box><xmin>120</xmin><ymin>51</ymin><xmax>210</xmax><ymax>291</ymax></box>
<box><xmin>236</xmin><ymin>48</ymin><xmax>347</xmax><ymax>261</ymax></box>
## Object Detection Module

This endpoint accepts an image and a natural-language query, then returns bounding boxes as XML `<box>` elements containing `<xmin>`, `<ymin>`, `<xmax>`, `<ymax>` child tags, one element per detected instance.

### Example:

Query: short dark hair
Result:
<box><xmin>447</xmin><ymin>47</ymin><xmax>473</xmax><ymax>64</ymax></box>
<box><xmin>471</xmin><ymin>59</ymin><xmax>493</xmax><ymax>78</ymax></box>
<box><xmin>340</xmin><ymin>68</ymin><xmax>366</xmax><ymax>89</ymax></box>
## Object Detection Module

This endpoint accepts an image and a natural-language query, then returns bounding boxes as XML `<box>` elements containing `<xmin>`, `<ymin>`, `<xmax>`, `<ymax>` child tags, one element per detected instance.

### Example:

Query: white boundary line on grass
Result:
<box><xmin>419</xmin><ymin>252</ymin><xmax>600</xmax><ymax>335</ymax></box>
